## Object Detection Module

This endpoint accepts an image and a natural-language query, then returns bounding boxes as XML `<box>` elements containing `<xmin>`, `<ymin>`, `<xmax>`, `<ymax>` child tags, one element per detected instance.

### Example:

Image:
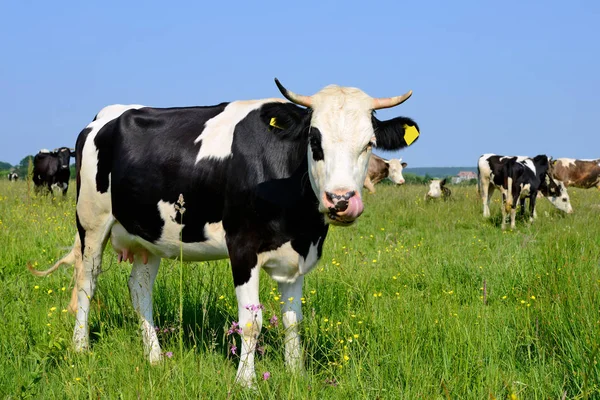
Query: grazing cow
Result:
<box><xmin>477</xmin><ymin>154</ymin><xmax>573</xmax><ymax>229</ymax></box>
<box><xmin>425</xmin><ymin>178</ymin><xmax>451</xmax><ymax>200</ymax></box>
<box><xmin>33</xmin><ymin>147</ymin><xmax>75</xmax><ymax>196</ymax></box>
<box><xmin>363</xmin><ymin>154</ymin><xmax>407</xmax><ymax>193</ymax></box>
<box><xmin>29</xmin><ymin>79</ymin><xmax>420</xmax><ymax>387</ymax></box>
<box><xmin>7</xmin><ymin>172</ymin><xmax>19</xmax><ymax>181</ymax></box>
<box><xmin>550</xmin><ymin>158</ymin><xmax>600</xmax><ymax>189</ymax></box>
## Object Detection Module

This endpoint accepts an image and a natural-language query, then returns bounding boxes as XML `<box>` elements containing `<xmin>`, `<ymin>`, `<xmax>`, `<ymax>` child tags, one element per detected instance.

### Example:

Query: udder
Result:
<box><xmin>111</xmin><ymin>223</ymin><xmax>151</xmax><ymax>265</ymax></box>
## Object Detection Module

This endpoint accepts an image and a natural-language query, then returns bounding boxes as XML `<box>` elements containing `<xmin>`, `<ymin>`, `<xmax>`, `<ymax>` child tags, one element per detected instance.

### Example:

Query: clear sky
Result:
<box><xmin>1</xmin><ymin>0</ymin><xmax>598</xmax><ymax>167</ymax></box>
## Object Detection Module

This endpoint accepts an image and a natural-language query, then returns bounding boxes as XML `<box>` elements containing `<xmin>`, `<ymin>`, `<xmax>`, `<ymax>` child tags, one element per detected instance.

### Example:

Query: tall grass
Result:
<box><xmin>0</xmin><ymin>180</ymin><xmax>599</xmax><ymax>398</ymax></box>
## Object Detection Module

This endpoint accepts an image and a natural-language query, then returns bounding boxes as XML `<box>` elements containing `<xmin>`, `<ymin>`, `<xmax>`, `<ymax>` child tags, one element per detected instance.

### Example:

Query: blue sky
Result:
<box><xmin>1</xmin><ymin>0</ymin><xmax>598</xmax><ymax>167</ymax></box>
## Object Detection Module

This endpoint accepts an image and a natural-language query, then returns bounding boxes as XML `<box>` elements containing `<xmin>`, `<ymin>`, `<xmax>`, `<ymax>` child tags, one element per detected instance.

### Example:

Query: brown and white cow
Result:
<box><xmin>425</xmin><ymin>178</ymin><xmax>451</xmax><ymax>200</ymax></box>
<box><xmin>363</xmin><ymin>154</ymin><xmax>407</xmax><ymax>193</ymax></box>
<box><xmin>551</xmin><ymin>158</ymin><xmax>600</xmax><ymax>189</ymax></box>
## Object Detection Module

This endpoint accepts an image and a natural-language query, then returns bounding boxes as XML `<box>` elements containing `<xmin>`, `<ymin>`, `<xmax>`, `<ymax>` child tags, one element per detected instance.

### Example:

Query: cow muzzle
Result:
<box><xmin>323</xmin><ymin>190</ymin><xmax>364</xmax><ymax>224</ymax></box>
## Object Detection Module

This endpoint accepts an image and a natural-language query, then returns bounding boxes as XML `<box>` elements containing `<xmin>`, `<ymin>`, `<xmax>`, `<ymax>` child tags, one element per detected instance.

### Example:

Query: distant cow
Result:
<box><xmin>33</xmin><ymin>147</ymin><xmax>75</xmax><ymax>196</ymax></box>
<box><xmin>425</xmin><ymin>178</ymin><xmax>451</xmax><ymax>200</ymax></box>
<box><xmin>7</xmin><ymin>172</ymin><xmax>19</xmax><ymax>181</ymax></box>
<box><xmin>363</xmin><ymin>155</ymin><xmax>407</xmax><ymax>193</ymax></box>
<box><xmin>551</xmin><ymin>158</ymin><xmax>600</xmax><ymax>189</ymax></box>
<box><xmin>478</xmin><ymin>154</ymin><xmax>572</xmax><ymax>229</ymax></box>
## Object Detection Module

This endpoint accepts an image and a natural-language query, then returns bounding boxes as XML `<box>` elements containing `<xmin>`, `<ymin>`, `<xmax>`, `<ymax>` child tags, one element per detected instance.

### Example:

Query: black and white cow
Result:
<box><xmin>30</xmin><ymin>80</ymin><xmax>420</xmax><ymax>386</ymax></box>
<box><xmin>478</xmin><ymin>153</ymin><xmax>573</xmax><ymax>229</ymax></box>
<box><xmin>7</xmin><ymin>172</ymin><xmax>19</xmax><ymax>181</ymax></box>
<box><xmin>33</xmin><ymin>147</ymin><xmax>75</xmax><ymax>196</ymax></box>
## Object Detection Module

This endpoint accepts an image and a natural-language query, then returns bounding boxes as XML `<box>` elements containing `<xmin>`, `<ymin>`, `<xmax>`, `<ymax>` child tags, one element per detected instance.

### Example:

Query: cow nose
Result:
<box><xmin>325</xmin><ymin>190</ymin><xmax>356</xmax><ymax>211</ymax></box>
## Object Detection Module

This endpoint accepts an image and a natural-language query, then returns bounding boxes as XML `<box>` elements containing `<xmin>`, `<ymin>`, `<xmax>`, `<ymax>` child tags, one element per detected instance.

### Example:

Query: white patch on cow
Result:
<box><xmin>427</xmin><ymin>179</ymin><xmax>443</xmax><ymax>198</ymax></box>
<box><xmin>95</xmin><ymin>104</ymin><xmax>146</xmax><ymax>120</ymax></box>
<box><xmin>309</xmin><ymin>86</ymin><xmax>375</xmax><ymax>210</ymax></box>
<box><xmin>521</xmin><ymin>159</ymin><xmax>536</xmax><ymax>174</ymax></box>
<box><xmin>545</xmin><ymin>180</ymin><xmax>573</xmax><ymax>213</ymax></box>
<box><xmin>194</xmin><ymin>98</ymin><xmax>285</xmax><ymax>163</ymax></box>
<box><xmin>387</xmin><ymin>158</ymin><xmax>406</xmax><ymax>184</ymax></box>
<box><xmin>556</xmin><ymin>158</ymin><xmax>576</xmax><ymax>167</ymax></box>
<box><xmin>519</xmin><ymin>183</ymin><xmax>531</xmax><ymax>197</ymax></box>
<box><xmin>39</xmin><ymin>148</ymin><xmax>50</xmax><ymax>153</ymax></box>
<box><xmin>113</xmin><ymin>200</ymin><xmax>229</xmax><ymax>261</ymax></box>
<box><xmin>259</xmin><ymin>242</ymin><xmax>301</xmax><ymax>283</ymax></box>
<box><xmin>258</xmin><ymin>238</ymin><xmax>322</xmax><ymax>283</ymax></box>
<box><xmin>299</xmin><ymin>238</ymin><xmax>321</xmax><ymax>275</ymax></box>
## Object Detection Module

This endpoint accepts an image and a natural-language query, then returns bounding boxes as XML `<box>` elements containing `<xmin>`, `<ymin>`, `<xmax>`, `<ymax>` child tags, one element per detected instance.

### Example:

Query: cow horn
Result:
<box><xmin>274</xmin><ymin>78</ymin><xmax>312</xmax><ymax>108</ymax></box>
<box><xmin>372</xmin><ymin>90</ymin><xmax>413</xmax><ymax>110</ymax></box>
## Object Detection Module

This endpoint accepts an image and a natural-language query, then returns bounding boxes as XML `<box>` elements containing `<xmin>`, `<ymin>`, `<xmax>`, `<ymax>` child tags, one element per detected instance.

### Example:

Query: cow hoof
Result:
<box><xmin>73</xmin><ymin>340</ymin><xmax>89</xmax><ymax>353</ymax></box>
<box><xmin>149</xmin><ymin>352</ymin><xmax>163</xmax><ymax>365</ymax></box>
<box><xmin>235</xmin><ymin>372</ymin><xmax>256</xmax><ymax>389</ymax></box>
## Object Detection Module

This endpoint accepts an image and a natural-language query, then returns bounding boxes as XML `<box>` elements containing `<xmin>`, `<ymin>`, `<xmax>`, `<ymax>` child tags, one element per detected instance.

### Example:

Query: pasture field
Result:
<box><xmin>1</xmin><ymin>180</ymin><xmax>599</xmax><ymax>399</ymax></box>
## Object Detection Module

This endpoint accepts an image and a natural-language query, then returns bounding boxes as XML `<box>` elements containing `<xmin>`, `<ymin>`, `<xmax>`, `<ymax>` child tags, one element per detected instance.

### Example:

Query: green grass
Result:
<box><xmin>1</xmin><ymin>180</ymin><xmax>599</xmax><ymax>399</ymax></box>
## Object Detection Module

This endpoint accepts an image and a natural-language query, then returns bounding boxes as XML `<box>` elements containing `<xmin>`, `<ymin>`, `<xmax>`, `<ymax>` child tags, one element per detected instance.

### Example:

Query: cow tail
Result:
<box><xmin>27</xmin><ymin>234</ymin><xmax>80</xmax><ymax>277</ymax></box>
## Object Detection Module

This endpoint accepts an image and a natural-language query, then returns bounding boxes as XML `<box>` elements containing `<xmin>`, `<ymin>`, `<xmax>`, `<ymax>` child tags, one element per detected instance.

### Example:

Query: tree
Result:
<box><xmin>17</xmin><ymin>155</ymin><xmax>34</xmax><ymax>178</ymax></box>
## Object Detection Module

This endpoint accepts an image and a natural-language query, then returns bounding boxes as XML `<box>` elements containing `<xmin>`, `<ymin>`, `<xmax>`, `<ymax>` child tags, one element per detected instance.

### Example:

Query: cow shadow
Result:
<box><xmin>487</xmin><ymin>211</ymin><xmax>535</xmax><ymax>228</ymax></box>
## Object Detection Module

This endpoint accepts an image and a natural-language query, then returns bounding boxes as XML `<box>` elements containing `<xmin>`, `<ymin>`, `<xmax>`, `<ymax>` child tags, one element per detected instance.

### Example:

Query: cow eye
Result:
<box><xmin>562</xmin><ymin>198</ymin><xmax>567</xmax><ymax>202</ymax></box>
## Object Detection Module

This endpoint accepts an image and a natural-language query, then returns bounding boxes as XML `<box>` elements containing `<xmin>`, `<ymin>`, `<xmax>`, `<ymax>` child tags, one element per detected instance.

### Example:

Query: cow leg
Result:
<box><xmin>62</xmin><ymin>182</ymin><xmax>69</xmax><ymax>197</ymax></box>
<box><xmin>483</xmin><ymin>184</ymin><xmax>494</xmax><ymax>218</ymax></box>
<box><xmin>73</xmin><ymin>213</ymin><xmax>113</xmax><ymax>353</ymax></box>
<box><xmin>364</xmin><ymin>177</ymin><xmax>376</xmax><ymax>194</ymax></box>
<box><xmin>529</xmin><ymin>194</ymin><xmax>537</xmax><ymax>222</ymax></box>
<box><xmin>510</xmin><ymin>193</ymin><xmax>519</xmax><ymax>229</ymax></box>
<box><xmin>501</xmin><ymin>192</ymin><xmax>507</xmax><ymax>230</ymax></box>
<box><xmin>278</xmin><ymin>277</ymin><xmax>304</xmax><ymax>371</ymax></box>
<box><xmin>128</xmin><ymin>253</ymin><xmax>162</xmax><ymax>363</ymax></box>
<box><xmin>519</xmin><ymin>197</ymin><xmax>526</xmax><ymax>217</ymax></box>
<box><xmin>234</xmin><ymin>266</ymin><xmax>262</xmax><ymax>387</ymax></box>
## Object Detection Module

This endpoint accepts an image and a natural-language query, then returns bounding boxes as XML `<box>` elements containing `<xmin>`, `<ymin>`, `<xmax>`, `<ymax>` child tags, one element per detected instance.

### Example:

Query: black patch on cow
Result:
<box><xmin>371</xmin><ymin>115</ymin><xmax>420</xmax><ymax>150</ymax></box>
<box><xmin>76</xmin><ymin>212</ymin><xmax>85</xmax><ymax>257</ymax></box>
<box><xmin>259</xmin><ymin>102</ymin><xmax>309</xmax><ymax>134</ymax></box>
<box><xmin>94</xmin><ymin>118</ymin><xmax>118</xmax><ymax>194</ymax></box>
<box><xmin>75</xmin><ymin>127</ymin><xmax>92</xmax><ymax>200</ymax></box>
<box><xmin>308</xmin><ymin>128</ymin><xmax>324</xmax><ymax>161</ymax></box>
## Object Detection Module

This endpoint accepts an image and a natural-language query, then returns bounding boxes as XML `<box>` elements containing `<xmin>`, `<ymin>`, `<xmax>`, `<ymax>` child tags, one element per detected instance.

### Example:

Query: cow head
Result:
<box><xmin>541</xmin><ymin>177</ymin><xmax>573</xmax><ymax>214</ymax></box>
<box><xmin>427</xmin><ymin>178</ymin><xmax>446</xmax><ymax>199</ymax></box>
<box><xmin>387</xmin><ymin>158</ymin><xmax>407</xmax><ymax>185</ymax></box>
<box><xmin>275</xmin><ymin>79</ymin><xmax>419</xmax><ymax>225</ymax></box>
<box><xmin>54</xmin><ymin>147</ymin><xmax>75</xmax><ymax>170</ymax></box>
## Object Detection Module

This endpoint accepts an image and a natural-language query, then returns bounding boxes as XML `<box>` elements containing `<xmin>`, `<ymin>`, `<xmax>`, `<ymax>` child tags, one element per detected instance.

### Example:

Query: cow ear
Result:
<box><xmin>372</xmin><ymin>115</ymin><xmax>419</xmax><ymax>150</ymax></box>
<box><xmin>441</xmin><ymin>178</ymin><xmax>447</xmax><ymax>185</ymax></box>
<box><xmin>401</xmin><ymin>162</ymin><xmax>408</xmax><ymax>168</ymax></box>
<box><xmin>259</xmin><ymin>102</ymin><xmax>307</xmax><ymax>133</ymax></box>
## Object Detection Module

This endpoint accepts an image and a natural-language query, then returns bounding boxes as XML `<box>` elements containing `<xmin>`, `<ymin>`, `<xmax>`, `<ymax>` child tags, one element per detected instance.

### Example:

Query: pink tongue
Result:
<box><xmin>343</xmin><ymin>196</ymin><xmax>364</xmax><ymax>219</ymax></box>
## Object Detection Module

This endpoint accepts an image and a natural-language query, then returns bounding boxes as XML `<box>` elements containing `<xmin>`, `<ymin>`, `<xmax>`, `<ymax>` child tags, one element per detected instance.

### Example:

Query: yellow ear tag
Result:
<box><xmin>269</xmin><ymin>117</ymin><xmax>284</xmax><ymax>130</ymax></box>
<box><xmin>403</xmin><ymin>124</ymin><xmax>419</xmax><ymax>145</ymax></box>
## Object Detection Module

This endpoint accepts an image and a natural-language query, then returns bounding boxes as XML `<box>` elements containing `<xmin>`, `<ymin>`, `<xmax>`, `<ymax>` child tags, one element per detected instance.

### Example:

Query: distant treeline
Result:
<box><xmin>405</xmin><ymin>166</ymin><xmax>477</xmax><ymax>177</ymax></box>
<box><xmin>3</xmin><ymin>158</ymin><xmax>477</xmax><ymax>186</ymax></box>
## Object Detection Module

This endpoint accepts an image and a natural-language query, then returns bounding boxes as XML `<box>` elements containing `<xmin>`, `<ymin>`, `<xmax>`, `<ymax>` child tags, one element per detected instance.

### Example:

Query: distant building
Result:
<box><xmin>452</xmin><ymin>171</ymin><xmax>477</xmax><ymax>184</ymax></box>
